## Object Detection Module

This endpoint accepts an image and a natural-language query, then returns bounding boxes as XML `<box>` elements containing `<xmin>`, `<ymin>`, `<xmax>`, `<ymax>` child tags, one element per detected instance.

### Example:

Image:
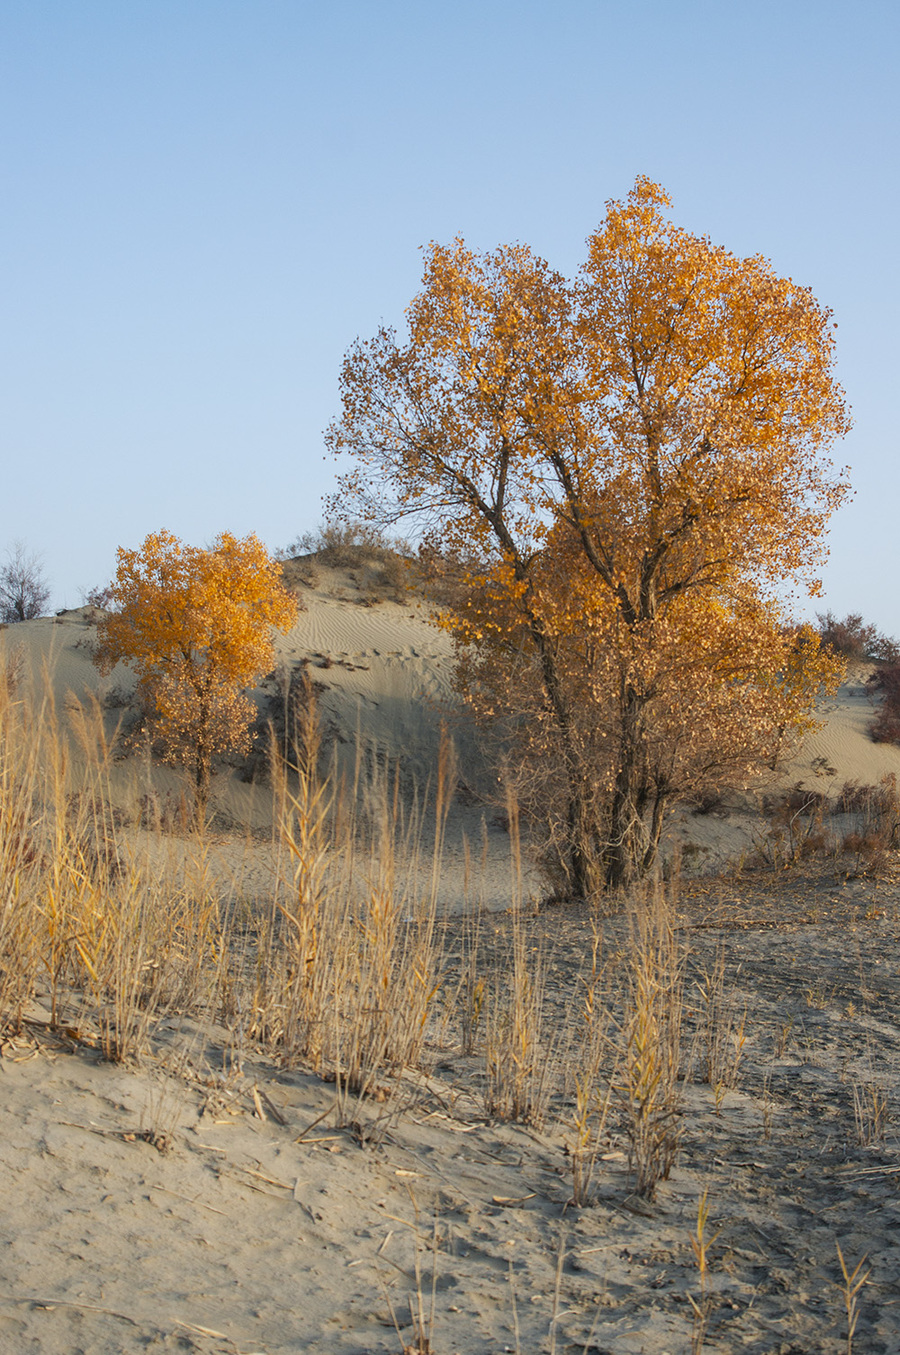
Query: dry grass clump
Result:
<box><xmin>566</xmin><ymin>929</ymin><xmax>611</xmax><ymax>1206</ymax></box>
<box><xmin>483</xmin><ymin>919</ymin><xmax>553</xmax><ymax>1127</ymax></box>
<box><xmin>232</xmin><ymin>692</ymin><xmax>450</xmax><ymax>1111</ymax></box>
<box><xmin>0</xmin><ymin>654</ymin><xmax>43</xmax><ymax>1028</ymax></box>
<box><xmin>0</xmin><ymin>656</ymin><xmax>447</xmax><ymax>1128</ymax></box>
<box><xmin>0</xmin><ymin>658</ymin><xmax>225</xmax><ymax>1058</ymax></box>
<box><xmin>482</xmin><ymin>799</ymin><xmax>557</xmax><ymax>1128</ymax></box>
<box><xmin>0</xmin><ymin>655</ymin><xmax>453</xmax><ymax>1104</ymax></box>
<box><xmin>613</xmin><ymin>877</ymin><xmax>685</xmax><ymax>1199</ymax></box>
<box><xmin>694</xmin><ymin>947</ymin><xmax>747</xmax><ymax>1111</ymax></box>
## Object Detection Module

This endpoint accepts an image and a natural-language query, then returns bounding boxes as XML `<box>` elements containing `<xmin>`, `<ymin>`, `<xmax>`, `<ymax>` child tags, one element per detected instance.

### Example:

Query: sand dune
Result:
<box><xmin>6</xmin><ymin>568</ymin><xmax>900</xmax><ymax>893</ymax></box>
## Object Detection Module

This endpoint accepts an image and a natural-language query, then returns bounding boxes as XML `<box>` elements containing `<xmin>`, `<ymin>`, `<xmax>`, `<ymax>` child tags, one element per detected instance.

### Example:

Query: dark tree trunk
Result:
<box><xmin>194</xmin><ymin>685</ymin><xmax>211</xmax><ymax>824</ymax></box>
<box><xmin>604</xmin><ymin>685</ymin><xmax>651</xmax><ymax>889</ymax></box>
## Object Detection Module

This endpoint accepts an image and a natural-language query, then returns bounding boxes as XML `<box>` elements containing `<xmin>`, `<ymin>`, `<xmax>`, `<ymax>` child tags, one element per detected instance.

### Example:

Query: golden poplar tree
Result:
<box><xmin>327</xmin><ymin>179</ymin><xmax>850</xmax><ymax>891</ymax></box>
<box><xmin>96</xmin><ymin>530</ymin><xmax>298</xmax><ymax>814</ymax></box>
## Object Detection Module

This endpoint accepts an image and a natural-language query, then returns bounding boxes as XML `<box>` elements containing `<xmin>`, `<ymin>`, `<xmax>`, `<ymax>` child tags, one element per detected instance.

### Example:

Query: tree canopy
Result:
<box><xmin>96</xmin><ymin>530</ymin><xmax>298</xmax><ymax>812</ymax></box>
<box><xmin>327</xmin><ymin>178</ymin><xmax>850</xmax><ymax>891</ymax></box>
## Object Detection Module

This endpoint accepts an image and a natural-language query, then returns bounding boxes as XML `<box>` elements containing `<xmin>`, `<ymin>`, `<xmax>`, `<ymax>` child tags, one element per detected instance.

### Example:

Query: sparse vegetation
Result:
<box><xmin>817</xmin><ymin>610</ymin><xmax>899</xmax><ymax>664</ymax></box>
<box><xmin>3</xmin><ymin>572</ymin><xmax>900</xmax><ymax>1353</ymax></box>
<box><xmin>614</xmin><ymin>878</ymin><xmax>685</xmax><ymax>1198</ymax></box>
<box><xmin>80</xmin><ymin>582</ymin><xmax>115</xmax><ymax>612</ymax></box>
<box><xmin>281</xmin><ymin>520</ymin><xmax>411</xmax><ymax>569</ymax></box>
<box><xmin>869</xmin><ymin>662</ymin><xmax>900</xmax><ymax>745</ymax></box>
<box><xmin>279</xmin><ymin>521</ymin><xmax>415</xmax><ymax>602</ymax></box>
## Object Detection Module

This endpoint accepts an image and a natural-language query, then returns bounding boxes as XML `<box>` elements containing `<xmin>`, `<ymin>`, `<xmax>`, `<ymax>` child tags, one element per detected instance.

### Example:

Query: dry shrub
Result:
<box><xmin>833</xmin><ymin>775</ymin><xmax>900</xmax><ymax>874</ymax></box>
<box><xmin>279</xmin><ymin>523</ymin><xmax>417</xmax><ymax>607</ymax></box>
<box><xmin>756</xmin><ymin>783</ymin><xmax>833</xmax><ymax>866</ymax></box>
<box><xmin>283</xmin><ymin>520</ymin><xmax>388</xmax><ymax>566</ymax></box>
<box><xmin>870</xmin><ymin>664</ymin><xmax>900</xmax><ymax>745</ymax></box>
<box><xmin>817</xmin><ymin>610</ymin><xmax>899</xmax><ymax>664</ymax></box>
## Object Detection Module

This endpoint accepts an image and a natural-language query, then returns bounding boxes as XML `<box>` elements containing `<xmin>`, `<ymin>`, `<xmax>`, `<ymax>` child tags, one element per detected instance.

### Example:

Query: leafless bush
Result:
<box><xmin>0</xmin><ymin>540</ymin><xmax>50</xmax><ymax>623</ymax></box>
<box><xmin>870</xmin><ymin>665</ymin><xmax>900</xmax><ymax>745</ymax></box>
<box><xmin>758</xmin><ymin>783</ymin><xmax>830</xmax><ymax>864</ymax></box>
<box><xmin>80</xmin><ymin>584</ymin><xmax>115</xmax><ymax>611</ymax></box>
<box><xmin>817</xmin><ymin>610</ymin><xmax>899</xmax><ymax>664</ymax></box>
<box><xmin>832</xmin><ymin>776</ymin><xmax>900</xmax><ymax>874</ymax></box>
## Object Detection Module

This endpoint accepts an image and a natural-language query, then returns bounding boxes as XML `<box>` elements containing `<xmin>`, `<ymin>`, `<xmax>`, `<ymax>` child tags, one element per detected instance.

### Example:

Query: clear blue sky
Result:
<box><xmin>1</xmin><ymin>0</ymin><xmax>897</xmax><ymax>631</ymax></box>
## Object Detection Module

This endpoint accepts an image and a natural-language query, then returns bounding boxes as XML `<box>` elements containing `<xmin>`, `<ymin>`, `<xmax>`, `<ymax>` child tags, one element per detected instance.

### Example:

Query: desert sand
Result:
<box><xmin>2</xmin><ymin>563</ymin><xmax>900</xmax><ymax>1354</ymax></box>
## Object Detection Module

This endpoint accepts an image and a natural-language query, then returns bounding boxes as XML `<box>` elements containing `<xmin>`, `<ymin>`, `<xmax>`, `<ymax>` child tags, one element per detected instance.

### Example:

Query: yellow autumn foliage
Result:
<box><xmin>96</xmin><ymin>530</ymin><xmax>298</xmax><ymax>810</ymax></box>
<box><xmin>327</xmin><ymin>178</ymin><xmax>850</xmax><ymax>891</ymax></box>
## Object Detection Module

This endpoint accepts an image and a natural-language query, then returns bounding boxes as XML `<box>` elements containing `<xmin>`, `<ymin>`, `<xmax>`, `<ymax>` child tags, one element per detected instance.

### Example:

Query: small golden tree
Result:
<box><xmin>96</xmin><ymin>530</ymin><xmax>298</xmax><ymax>814</ymax></box>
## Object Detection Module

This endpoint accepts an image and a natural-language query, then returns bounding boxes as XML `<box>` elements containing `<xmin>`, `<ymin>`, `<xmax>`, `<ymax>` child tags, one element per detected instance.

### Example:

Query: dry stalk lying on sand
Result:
<box><xmin>379</xmin><ymin>1191</ymin><xmax>439</xmax><ymax>1355</ymax></box>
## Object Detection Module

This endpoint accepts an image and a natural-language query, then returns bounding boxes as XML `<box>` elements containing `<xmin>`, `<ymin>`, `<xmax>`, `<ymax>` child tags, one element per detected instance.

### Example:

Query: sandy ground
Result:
<box><xmin>3</xmin><ymin>567</ymin><xmax>900</xmax><ymax>1353</ymax></box>
<box><xmin>3</xmin><ymin>866</ymin><xmax>900</xmax><ymax>1354</ymax></box>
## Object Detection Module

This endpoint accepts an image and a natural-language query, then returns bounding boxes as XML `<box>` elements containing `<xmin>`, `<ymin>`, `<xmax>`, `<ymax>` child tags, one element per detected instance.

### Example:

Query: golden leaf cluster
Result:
<box><xmin>96</xmin><ymin>530</ymin><xmax>298</xmax><ymax>803</ymax></box>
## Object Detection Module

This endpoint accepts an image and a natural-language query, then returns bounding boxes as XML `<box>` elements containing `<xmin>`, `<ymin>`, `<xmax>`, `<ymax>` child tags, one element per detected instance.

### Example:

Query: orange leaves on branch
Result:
<box><xmin>327</xmin><ymin>177</ymin><xmax>851</xmax><ymax>889</ymax></box>
<box><xmin>95</xmin><ymin>530</ymin><xmax>299</xmax><ymax>809</ymax></box>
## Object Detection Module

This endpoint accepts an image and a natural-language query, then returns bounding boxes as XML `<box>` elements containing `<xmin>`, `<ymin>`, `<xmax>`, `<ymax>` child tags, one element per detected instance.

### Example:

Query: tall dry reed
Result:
<box><xmin>0</xmin><ymin>655</ymin><xmax>224</xmax><ymax>1060</ymax></box>
<box><xmin>614</xmin><ymin>875</ymin><xmax>685</xmax><ymax>1198</ymax></box>
<box><xmin>245</xmin><ymin>684</ymin><xmax>451</xmax><ymax>1108</ymax></box>
<box><xmin>483</xmin><ymin>792</ymin><xmax>556</xmax><ymax>1128</ymax></box>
